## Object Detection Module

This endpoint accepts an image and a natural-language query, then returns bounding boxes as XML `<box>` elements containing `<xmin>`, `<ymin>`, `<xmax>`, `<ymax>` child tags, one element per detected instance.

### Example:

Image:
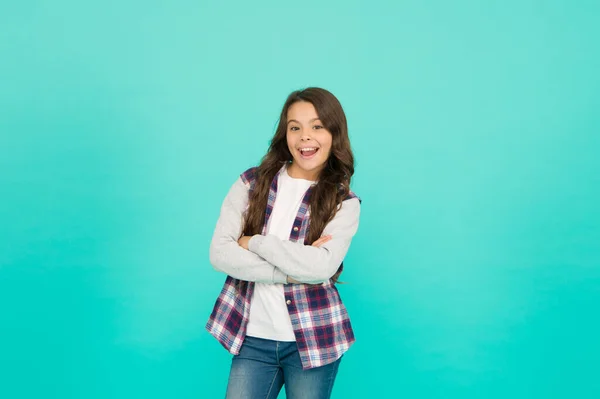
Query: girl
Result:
<box><xmin>206</xmin><ymin>87</ymin><xmax>361</xmax><ymax>399</ymax></box>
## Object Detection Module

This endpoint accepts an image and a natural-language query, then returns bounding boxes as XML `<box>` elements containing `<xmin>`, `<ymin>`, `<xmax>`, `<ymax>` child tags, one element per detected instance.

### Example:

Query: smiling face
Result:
<box><xmin>286</xmin><ymin>101</ymin><xmax>333</xmax><ymax>181</ymax></box>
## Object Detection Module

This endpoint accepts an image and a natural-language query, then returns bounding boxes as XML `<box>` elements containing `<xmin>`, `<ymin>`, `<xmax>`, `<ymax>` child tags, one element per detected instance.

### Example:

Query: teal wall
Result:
<box><xmin>1</xmin><ymin>1</ymin><xmax>599</xmax><ymax>398</ymax></box>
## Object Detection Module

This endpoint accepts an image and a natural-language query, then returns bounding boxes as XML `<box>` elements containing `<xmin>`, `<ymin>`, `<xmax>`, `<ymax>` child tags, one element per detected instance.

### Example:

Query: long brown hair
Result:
<box><xmin>243</xmin><ymin>87</ymin><xmax>354</xmax><ymax>284</ymax></box>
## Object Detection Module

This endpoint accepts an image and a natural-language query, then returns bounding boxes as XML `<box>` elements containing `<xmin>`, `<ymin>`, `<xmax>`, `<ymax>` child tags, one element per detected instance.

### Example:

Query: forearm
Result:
<box><xmin>248</xmin><ymin>235</ymin><xmax>348</xmax><ymax>283</ymax></box>
<box><xmin>210</xmin><ymin>239</ymin><xmax>287</xmax><ymax>283</ymax></box>
<box><xmin>208</xmin><ymin>176</ymin><xmax>288</xmax><ymax>284</ymax></box>
<box><xmin>247</xmin><ymin>198</ymin><xmax>360</xmax><ymax>283</ymax></box>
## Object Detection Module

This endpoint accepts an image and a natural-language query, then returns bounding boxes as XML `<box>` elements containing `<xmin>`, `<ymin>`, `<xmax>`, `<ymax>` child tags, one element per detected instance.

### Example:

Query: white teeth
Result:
<box><xmin>300</xmin><ymin>147</ymin><xmax>317</xmax><ymax>152</ymax></box>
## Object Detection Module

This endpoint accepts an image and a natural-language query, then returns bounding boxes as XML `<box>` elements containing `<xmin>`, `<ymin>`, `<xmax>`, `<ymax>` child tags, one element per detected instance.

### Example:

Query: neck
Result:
<box><xmin>287</xmin><ymin>162</ymin><xmax>320</xmax><ymax>181</ymax></box>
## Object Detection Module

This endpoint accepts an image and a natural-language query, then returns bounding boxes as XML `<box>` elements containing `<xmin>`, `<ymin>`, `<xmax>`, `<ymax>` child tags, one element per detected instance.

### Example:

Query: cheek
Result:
<box><xmin>322</xmin><ymin>135</ymin><xmax>333</xmax><ymax>155</ymax></box>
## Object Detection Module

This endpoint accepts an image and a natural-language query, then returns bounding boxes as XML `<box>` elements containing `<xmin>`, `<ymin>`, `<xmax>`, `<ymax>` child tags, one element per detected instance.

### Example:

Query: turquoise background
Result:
<box><xmin>1</xmin><ymin>1</ymin><xmax>599</xmax><ymax>398</ymax></box>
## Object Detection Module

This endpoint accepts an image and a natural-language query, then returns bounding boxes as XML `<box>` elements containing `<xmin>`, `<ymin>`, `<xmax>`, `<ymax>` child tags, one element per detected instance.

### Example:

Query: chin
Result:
<box><xmin>296</xmin><ymin>158</ymin><xmax>321</xmax><ymax>169</ymax></box>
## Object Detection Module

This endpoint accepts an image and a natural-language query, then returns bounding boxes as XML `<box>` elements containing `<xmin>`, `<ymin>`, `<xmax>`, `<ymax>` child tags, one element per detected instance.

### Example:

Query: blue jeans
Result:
<box><xmin>225</xmin><ymin>336</ymin><xmax>342</xmax><ymax>399</ymax></box>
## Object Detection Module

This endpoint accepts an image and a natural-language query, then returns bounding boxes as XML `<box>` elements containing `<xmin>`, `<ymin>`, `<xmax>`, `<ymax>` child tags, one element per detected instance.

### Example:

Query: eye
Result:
<box><xmin>289</xmin><ymin>126</ymin><xmax>300</xmax><ymax>131</ymax></box>
<box><xmin>313</xmin><ymin>125</ymin><xmax>324</xmax><ymax>130</ymax></box>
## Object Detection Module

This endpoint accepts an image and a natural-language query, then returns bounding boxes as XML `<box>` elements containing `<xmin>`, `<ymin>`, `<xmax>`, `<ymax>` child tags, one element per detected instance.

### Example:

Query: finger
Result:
<box><xmin>311</xmin><ymin>238</ymin><xmax>327</xmax><ymax>247</ymax></box>
<box><xmin>312</xmin><ymin>235</ymin><xmax>332</xmax><ymax>247</ymax></box>
<box><xmin>320</xmin><ymin>235</ymin><xmax>332</xmax><ymax>243</ymax></box>
<box><xmin>320</xmin><ymin>235</ymin><xmax>333</xmax><ymax>243</ymax></box>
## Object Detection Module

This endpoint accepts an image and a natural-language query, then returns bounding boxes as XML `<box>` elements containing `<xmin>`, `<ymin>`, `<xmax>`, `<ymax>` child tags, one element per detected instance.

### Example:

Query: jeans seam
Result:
<box><xmin>325</xmin><ymin>360</ymin><xmax>340</xmax><ymax>398</ymax></box>
<box><xmin>265</xmin><ymin>368</ymin><xmax>281</xmax><ymax>399</ymax></box>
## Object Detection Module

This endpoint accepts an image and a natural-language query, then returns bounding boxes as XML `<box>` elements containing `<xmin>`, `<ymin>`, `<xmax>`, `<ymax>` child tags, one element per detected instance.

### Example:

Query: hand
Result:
<box><xmin>311</xmin><ymin>235</ymin><xmax>332</xmax><ymax>247</ymax></box>
<box><xmin>287</xmin><ymin>235</ymin><xmax>333</xmax><ymax>284</ymax></box>
<box><xmin>238</xmin><ymin>235</ymin><xmax>252</xmax><ymax>250</ymax></box>
<box><xmin>287</xmin><ymin>276</ymin><xmax>302</xmax><ymax>284</ymax></box>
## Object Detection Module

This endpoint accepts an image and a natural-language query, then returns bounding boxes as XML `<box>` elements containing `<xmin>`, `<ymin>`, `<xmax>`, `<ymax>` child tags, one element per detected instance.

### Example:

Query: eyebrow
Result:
<box><xmin>287</xmin><ymin>118</ymin><xmax>321</xmax><ymax>124</ymax></box>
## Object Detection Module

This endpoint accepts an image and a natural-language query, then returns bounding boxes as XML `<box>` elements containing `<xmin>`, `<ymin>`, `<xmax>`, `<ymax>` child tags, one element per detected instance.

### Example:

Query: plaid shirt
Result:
<box><xmin>206</xmin><ymin>166</ymin><xmax>359</xmax><ymax>369</ymax></box>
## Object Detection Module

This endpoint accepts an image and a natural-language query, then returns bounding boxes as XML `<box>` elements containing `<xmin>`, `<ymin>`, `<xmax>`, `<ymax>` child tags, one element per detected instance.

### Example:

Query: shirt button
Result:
<box><xmin>293</xmin><ymin>227</ymin><xmax>299</xmax><ymax>232</ymax></box>
<box><xmin>286</xmin><ymin>300</ymin><xmax>292</xmax><ymax>305</ymax></box>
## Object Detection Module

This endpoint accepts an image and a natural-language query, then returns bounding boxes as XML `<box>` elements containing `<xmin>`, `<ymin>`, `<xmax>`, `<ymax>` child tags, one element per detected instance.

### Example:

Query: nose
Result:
<box><xmin>300</xmin><ymin>130</ymin><xmax>313</xmax><ymax>141</ymax></box>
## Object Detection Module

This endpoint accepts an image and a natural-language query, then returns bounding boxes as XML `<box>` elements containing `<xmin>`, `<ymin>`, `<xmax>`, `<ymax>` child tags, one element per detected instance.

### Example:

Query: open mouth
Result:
<box><xmin>298</xmin><ymin>147</ymin><xmax>319</xmax><ymax>159</ymax></box>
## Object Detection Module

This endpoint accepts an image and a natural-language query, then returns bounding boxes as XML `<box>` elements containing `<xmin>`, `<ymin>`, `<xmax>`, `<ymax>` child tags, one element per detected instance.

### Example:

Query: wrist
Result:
<box><xmin>238</xmin><ymin>235</ymin><xmax>252</xmax><ymax>250</ymax></box>
<box><xmin>247</xmin><ymin>234</ymin><xmax>263</xmax><ymax>253</ymax></box>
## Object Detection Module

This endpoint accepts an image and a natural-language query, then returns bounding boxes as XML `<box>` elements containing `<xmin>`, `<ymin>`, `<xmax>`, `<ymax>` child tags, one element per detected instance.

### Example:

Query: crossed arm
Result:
<box><xmin>209</xmin><ymin>177</ymin><xmax>360</xmax><ymax>284</ymax></box>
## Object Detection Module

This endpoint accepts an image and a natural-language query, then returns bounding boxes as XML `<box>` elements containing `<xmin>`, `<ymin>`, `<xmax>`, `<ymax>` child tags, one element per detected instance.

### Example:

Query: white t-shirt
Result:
<box><xmin>245</xmin><ymin>166</ymin><xmax>314</xmax><ymax>341</ymax></box>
